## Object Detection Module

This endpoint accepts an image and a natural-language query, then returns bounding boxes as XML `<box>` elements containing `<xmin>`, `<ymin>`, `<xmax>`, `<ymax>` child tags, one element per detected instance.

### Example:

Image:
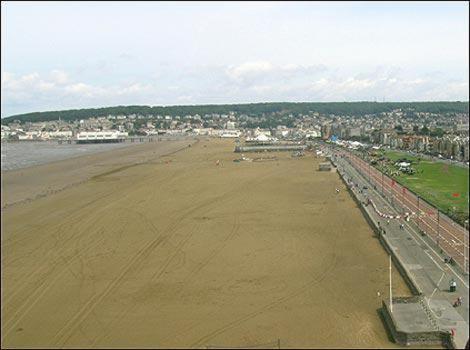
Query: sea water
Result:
<box><xmin>1</xmin><ymin>141</ymin><xmax>131</xmax><ymax>171</ymax></box>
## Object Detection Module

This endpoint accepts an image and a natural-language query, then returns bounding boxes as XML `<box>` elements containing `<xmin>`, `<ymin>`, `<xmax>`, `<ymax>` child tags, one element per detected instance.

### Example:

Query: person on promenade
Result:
<box><xmin>450</xmin><ymin>279</ymin><xmax>457</xmax><ymax>292</ymax></box>
<box><xmin>445</xmin><ymin>256</ymin><xmax>455</xmax><ymax>265</ymax></box>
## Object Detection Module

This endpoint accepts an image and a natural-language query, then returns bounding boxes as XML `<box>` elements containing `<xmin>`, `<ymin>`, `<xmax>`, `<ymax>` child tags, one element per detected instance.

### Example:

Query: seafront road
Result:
<box><xmin>326</xmin><ymin>145</ymin><xmax>469</xmax><ymax>348</ymax></box>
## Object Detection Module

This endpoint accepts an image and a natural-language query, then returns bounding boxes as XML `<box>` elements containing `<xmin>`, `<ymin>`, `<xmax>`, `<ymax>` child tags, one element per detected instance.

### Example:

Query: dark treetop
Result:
<box><xmin>2</xmin><ymin>101</ymin><xmax>469</xmax><ymax>124</ymax></box>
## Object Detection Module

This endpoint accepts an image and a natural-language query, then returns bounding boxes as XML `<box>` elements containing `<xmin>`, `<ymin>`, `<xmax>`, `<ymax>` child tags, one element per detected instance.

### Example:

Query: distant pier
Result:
<box><xmin>234</xmin><ymin>144</ymin><xmax>307</xmax><ymax>153</ymax></box>
<box><xmin>57</xmin><ymin>135</ymin><xmax>193</xmax><ymax>145</ymax></box>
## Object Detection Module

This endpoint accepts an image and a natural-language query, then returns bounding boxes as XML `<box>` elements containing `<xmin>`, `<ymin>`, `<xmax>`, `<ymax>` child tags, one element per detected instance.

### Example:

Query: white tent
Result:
<box><xmin>255</xmin><ymin>133</ymin><xmax>270</xmax><ymax>142</ymax></box>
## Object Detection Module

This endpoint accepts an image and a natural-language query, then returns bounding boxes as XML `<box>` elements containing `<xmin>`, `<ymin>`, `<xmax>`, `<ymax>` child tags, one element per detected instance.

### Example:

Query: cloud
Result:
<box><xmin>37</xmin><ymin>81</ymin><xmax>55</xmax><ymax>92</ymax></box>
<box><xmin>1</xmin><ymin>70</ymin><xmax>166</xmax><ymax>115</ymax></box>
<box><xmin>50</xmin><ymin>70</ymin><xmax>69</xmax><ymax>85</ymax></box>
<box><xmin>118</xmin><ymin>52</ymin><xmax>134</xmax><ymax>60</ymax></box>
<box><xmin>224</xmin><ymin>61</ymin><xmax>328</xmax><ymax>86</ymax></box>
<box><xmin>64</xmin><ymin>82</ymin><xmax>102</xmax><ymax>97</ymax></box>
<box><xmin>1</xmin><ymin>63</ymin><xmax>469</xmax><ymax>117</ymax></box>
<box><xmin>226</xmin><ymin>61</ymin><xmax>275</xmax><ymax>81</ymax></box>
<box><xmin>406</xmin><ymin>78</ymin><xmax>427</xmax><ymax>85</ymax></box>
<box><xmin>117</xmin><ymin>83</ymin><xmax>153</xmax><ymax>95</ymax></box>
<box><xmin>3</xmin><ymin>72</ymin><xmax>40</xmax><ymax>91</ymax></box>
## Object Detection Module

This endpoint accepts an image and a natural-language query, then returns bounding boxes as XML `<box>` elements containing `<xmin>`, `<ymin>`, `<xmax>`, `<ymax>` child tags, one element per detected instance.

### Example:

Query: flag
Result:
<box><xmin>452</xmin><ymin>193</ymin><xmax>460</xmax><ymax>198</ymax></box>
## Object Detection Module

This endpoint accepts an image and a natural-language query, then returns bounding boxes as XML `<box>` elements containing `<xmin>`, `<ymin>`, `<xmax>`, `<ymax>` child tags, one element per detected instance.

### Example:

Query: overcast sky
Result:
<box><xmin>1</xmin><ymin>1</ymin><xmax>469</xmax><ymax>117</ymax></box>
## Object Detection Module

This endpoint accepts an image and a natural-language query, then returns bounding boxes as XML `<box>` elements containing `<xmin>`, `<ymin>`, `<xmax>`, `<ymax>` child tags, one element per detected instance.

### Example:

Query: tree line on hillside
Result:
<box><xmin>2</xmin><ymin>101</ymin><xmax>469</xmax><ymax>124</ymax></box>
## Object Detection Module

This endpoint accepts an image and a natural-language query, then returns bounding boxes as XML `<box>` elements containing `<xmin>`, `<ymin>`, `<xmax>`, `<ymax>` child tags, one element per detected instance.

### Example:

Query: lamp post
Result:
<box><xmin>389</xmin><ymin>255</ymin><xmax>393</xmax><ymax>313</ymax></box>
<box><xmin>401</xmin><ymin>185</ymin><xmax>405</xmax><ymax>215</ymax></box>
<box><xmin>417</xmin><ymin>196</ymin><xmax>420</xmax><ymax>231</ymax></box>
<box><xmin>381</xmin><ymin>171</ymin><xmax>384</xmax><ymax>196</ymax></box>
<box><xmin>437</xmin><ymin>210</ymin><xmax>440</xmax><ymax>248</ymax></box>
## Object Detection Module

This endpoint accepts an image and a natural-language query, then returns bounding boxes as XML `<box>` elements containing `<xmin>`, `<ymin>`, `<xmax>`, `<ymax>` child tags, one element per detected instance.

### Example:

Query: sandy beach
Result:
<box><xmin>1</xmin><ymin>138</ymin><xmax>412</xmax><ymax>348</ymax></box>
<box><xmin>1</xmin><ymin>139</ymin><xmax>196</xmax><ymax>209</ymax></box>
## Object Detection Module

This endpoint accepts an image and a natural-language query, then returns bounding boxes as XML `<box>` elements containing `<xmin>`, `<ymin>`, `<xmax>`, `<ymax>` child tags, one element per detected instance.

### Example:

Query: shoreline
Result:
<box><xmin>1</xmin><ymin>136</ymin><xmax>194</xmax><ymax>172</ymax></box>
<box><xmin>1</xmin><ymin>137</ymin><xmax>198</xmax><ymax>210</ymax></box>
<box><xmin>1</xmin><ymin>138</ymin><xmax>411</xmax><ymax>348</ymax></box>
<box><xmin>2</xmin><ymin>141</ymin><xmax>133</xmax><ymax>172</ymax></box>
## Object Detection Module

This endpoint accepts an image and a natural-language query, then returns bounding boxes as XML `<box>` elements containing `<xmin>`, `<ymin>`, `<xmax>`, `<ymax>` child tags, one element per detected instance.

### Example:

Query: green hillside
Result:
<box><xmin>2</xmin><ymin>101</ymin><xmax>469</xmax><ymax>124</ymax></box>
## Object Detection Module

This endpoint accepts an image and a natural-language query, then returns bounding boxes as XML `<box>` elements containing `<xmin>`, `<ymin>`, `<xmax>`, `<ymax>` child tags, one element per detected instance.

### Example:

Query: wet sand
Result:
<box><xmin>2</xmin><ymin>138</ymin><xmax>412</xmax><ymax>348</ymax></box>
<box><xmin>1</xmin><ymin>139</ymin><xmax>195</xmax><ymax>209</ymax></box>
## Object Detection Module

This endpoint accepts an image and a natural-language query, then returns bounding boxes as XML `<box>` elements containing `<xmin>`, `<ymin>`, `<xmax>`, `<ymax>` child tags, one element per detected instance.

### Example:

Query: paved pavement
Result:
<box><xmin>392</xmin><ymin>302</ymin><xmax>438</xmax><ymax>332</ymax></box>
<box><xmin>324</xmin><ymin>145</ymin><xmax>469</xmax><ymax>348</ymax></box>
<box><xmin>349</xmin><ymin>149</ymin><xmax>469</xmax><ymax>274</ymax></box>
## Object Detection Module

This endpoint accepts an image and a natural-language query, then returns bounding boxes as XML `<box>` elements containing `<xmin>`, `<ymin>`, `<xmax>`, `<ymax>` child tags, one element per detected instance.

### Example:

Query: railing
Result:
<box><xmin>336</xmin><ymin>148</ymin><xmax>469</xmax><ymax>274</ymax></box>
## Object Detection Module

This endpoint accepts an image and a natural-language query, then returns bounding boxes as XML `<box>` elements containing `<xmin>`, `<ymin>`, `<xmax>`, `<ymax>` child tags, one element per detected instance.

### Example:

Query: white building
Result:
<box><xmin>44</xmin><ymin>130</ymin><xmax>73</xmax><ymax>139</ymax></box>
<box><xmin>193</xmin><ymin>128</ymin><xmax>215</xmax><ymax>136</ymax></box>
<box><xmin>225</xmin><ymin>121</ymin><xmax>236</xmax><ymax>130</ymax></box>
<box><xmin>76</xmin><ymin>131</ymin><xmax>128</xmax><ymax>143</ymax></box>
<box><xmin>219</xmin><ymin>129</ymin><xmax>241</xmax><ymax>138</ymax></box>
<box><xmin>1</xmin><ymin>125</ymin><xmax>11</xmax><ymax>140</ymax></box>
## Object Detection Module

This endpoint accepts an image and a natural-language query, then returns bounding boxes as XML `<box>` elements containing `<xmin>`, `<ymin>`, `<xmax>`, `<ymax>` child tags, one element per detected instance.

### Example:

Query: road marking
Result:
<box><xmin>432</xmin><ymin>271</ymin><xmax>446</xmax><ymax>298</ymax></box>
<box><xmin>356</xmin><ymin>155</ymin><xmax>468</xmax><ymax>248</ymax></box>
<box><xmin>338</xmin><ymin>155</ymin><xmax>470</xmax><ymax>289</ymax></box>
<box><xmin>427</xmin><ymin>272</ymin><xmax>447</xmax><ymax>320</ymax></box>
<box><xmin>351</xmin><ymin>158</ymin><xmax>470</xmax><ymax>287</ymax></box>
<box><xmin>424</xmin><ymin>250</ymin><xmax>444</xmax><ymax>272</ymax></box>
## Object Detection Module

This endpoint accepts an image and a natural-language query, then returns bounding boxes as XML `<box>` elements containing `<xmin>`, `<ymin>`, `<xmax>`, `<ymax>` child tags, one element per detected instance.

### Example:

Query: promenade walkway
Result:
<box><xmin>327</xmin><ymin>146</ymin><xmax>469</xmax><ymax>349</ymax></box>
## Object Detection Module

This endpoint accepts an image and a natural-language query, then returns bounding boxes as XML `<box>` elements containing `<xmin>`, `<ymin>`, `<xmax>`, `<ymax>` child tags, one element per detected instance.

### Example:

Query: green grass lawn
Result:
<box><xmin>376</xmin><ymin>150</ymin><xmax>469</xmax><ymax>223</ymax></box>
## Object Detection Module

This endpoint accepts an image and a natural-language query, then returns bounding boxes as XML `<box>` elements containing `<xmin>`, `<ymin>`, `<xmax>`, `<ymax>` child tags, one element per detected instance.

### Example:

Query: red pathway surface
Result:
<box><xmin>339</xmin><ymin>150</ymin><xmax>469</xmax><ymax>274</ymax></box>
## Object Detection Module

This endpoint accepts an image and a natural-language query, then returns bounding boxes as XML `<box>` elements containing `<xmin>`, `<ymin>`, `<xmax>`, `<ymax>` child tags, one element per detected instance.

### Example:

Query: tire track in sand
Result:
<box><xmin>88</xmin><ymin>193</ymin><xmax>244</xmax><ymax>346</ymax></box>
<box><xmin>88</xmin><ymin>171</ymin><xmax>262</xmax><ymax>347</ymax></box>
<box><xmin>0</xmin><ymin>229</ymin><xmax>107</xmax><ymax>342</ymax></box>
<box><xmin>189</xmin><ymin>250</ymin><xmax>339</xmax><ymax>349</ymax></box>
<box><xmin>1</xmin><ymin>189</ymin><xmax>119</xmax><ymax>316</ymax></box>
<box><xmin>1</xmin><ymin>152</ymin><xmax>190</xmax><ymax>314</ymax></box>
<box><xmin>2</xmin><ymin>141</ymin><xmax>198</xmax><ymax>345</ymax></box>
<box><xmin>189</xmin><ymin>194</ymin><xmax>345</xmax><ymax>349</ymax></box>
<box><xmin>52</xmin><ymin>183</ymin><xmax>244</xmax><ymax>347</ymax></box>
<box><xmin>53</xmin><ymin>159</ymin><xmax>275</xmax><ymax>347</ymax></box>
<box><xmin>3</xmin><ymin>186</ymin><xmax>162</xmax><ymax>342</ymax></box>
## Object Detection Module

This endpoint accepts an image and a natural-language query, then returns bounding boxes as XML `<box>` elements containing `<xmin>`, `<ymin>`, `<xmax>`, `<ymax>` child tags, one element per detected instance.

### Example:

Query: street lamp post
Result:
<box><xmin>437</xmin><ymin>210</ymin><xmax>440</xmax><ymax>248</ymax></box>
<box><xmin>417</xmin><ymin>196</ymin><xmax>420</xmax><ymax>231</ymax></box>
<box><xmin>389</xmin><ymin>255</ymin><xmax>393</xmax><ymax>313</ymax></box>
<box><xmin>401</xmin><ymin>185</ymin><xmax>405</xmax><ymax>215</ymax></box>
<box><xmin>464</xmin><ymin>229</ymin><xmax>468</xmax><ymax>275</ymax></box>
<box><xmin>381</xmin><ymin>171</ymin><xmax>384</xmax><ymax>196</ymax></box>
